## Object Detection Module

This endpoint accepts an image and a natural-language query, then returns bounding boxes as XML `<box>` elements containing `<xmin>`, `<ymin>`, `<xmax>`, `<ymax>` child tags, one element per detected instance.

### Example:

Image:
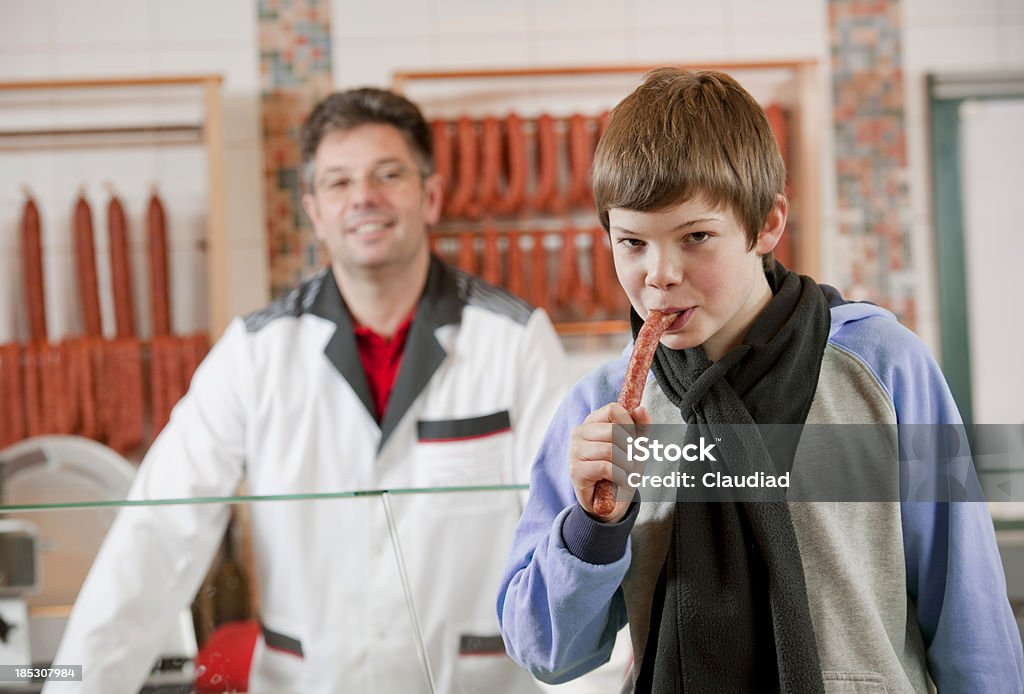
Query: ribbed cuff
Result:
<box><xmin>560</xmin><ymin>501</ymin><xmax>640</xmax><ymax>565</ymax></box>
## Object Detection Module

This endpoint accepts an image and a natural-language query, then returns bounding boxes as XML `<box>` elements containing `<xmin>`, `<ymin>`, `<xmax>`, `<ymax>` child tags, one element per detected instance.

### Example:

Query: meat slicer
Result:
<box><xmin>0</xmin><ymin>436</ymin><xmax>195</xmax><ymax>689</ymax></box>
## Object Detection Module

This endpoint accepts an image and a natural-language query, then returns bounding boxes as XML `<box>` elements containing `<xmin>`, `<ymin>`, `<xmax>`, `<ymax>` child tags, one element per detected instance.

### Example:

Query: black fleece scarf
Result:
<box><xmin>634</xmin><ymin>262</ymin><xmax>830</xmax><ymax>694</ymax></box>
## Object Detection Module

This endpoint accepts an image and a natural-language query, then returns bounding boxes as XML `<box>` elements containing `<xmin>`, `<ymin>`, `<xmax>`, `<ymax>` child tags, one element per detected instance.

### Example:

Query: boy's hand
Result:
<box><xmin>569</xmin><ymin>403</ymin><xmax>650</xmax><ymax>523</ymax></box>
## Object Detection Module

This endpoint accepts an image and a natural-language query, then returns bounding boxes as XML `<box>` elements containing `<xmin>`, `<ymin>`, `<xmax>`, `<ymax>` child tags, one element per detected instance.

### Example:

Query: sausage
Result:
<box><xmin>566</xmin><ymin>114</ymin><xmax>594</xmax><ymax>209</ymax></box>
<box><xmin>109</xmin><ymin>338</ymin><xmax>143</xmax><ymax>454</ymax></box>
<box><xmin>181</xmin><ymin>332</ymin><xmax>209</xmax><ymax>385</ymax></box>
<box><xmin>474</xmin><ymin>116</ymin><xmax>503</xmax><ymax>217</ymax></box>
<box><xmin>571</xmin><ymin>230</ymin><xmax>596</xmax><ymax>317</ymax></box>
<box><xmin>591</xmin><ymin>227</ymin><xmax>615</xmax><ymax>315</ymax></box>
<box><xmin>23</xmin><ymin>345</ymin><xmax>43</xmax><ymax>437</ymax></box>
<box><xmin>431</xmin><ymin>120</ymin><xmax>453</xmax><ymax>216</ymax></box>
<box><xmin>764</xmin><ymin>103</ymin><xmax>789</xmax><ymax>186</ymax></box>
<box><xmin>506</xmin><ymin>231</ymin><xmax>524</xmax><ymax>298</ymax></box>
<box><xmin>147</xmin><ymin>191</ymin><xmax>172</xmax><ymax>337</ymax></box>
<box><xmin>40</xmin><ymin>342</ymin><xmax>73</xmax><ymax>434</ymax></box>
<box><xmin>592</xmin><ymin>309</ymin><xmax>676</xmax><ymax>516</ymax></box>
<box><xmin>529</xmin><ymin>115</ymin><xmax>562</xmax><ymax>214</ymax></box>
<box><xmin>597</xmin><ymin>110</ymin><xmax>611</xmax><ymax>139</ymax></box>
<box><xmin>457</xmin><ymin>231</ymin><xmax>477</xmax><ymax>275</ymax></box>
<box><xmin>150</xmin><ymin>335</ymin><xmax>175</xmax><ymax>436</ymax></box>
<box><xmin>74</xmin><ymin>194</ymin><xmax>103</xmax><ymax>338</ymax></box>
<box><xmin>0</xmin><ymin>343</ymin><xmax>24</xmax><ymax>448</ymax></box>
<box><xmin>20</xmin><ymin>194</ymin><xmax>47</xmax><ymax>344</ymax></box>
<box><xmin>530</xmin><ymin>230</ymin><xmax>551</xmax><ymax>315</ymax></box>
<box><xmin>494</xmin><ymin>113</ymin><xmax>527</xmax><ymax>215</ymax></box>
<box><xmin>447</xmin><ymin>117</ymin><xmax>479</xmax><ymax>219</ymax></box>
<box><xmin>66</xmin><ymin>338</ymin><xmax>98</xmax><ymax>440</ymax></box>
<box><xmin>107</xmin><ymin>191</ymin><xmax>136</xmax><ymax>339</ymax></box>
<box><xmin>554</xmin><ymin>226</ymin><xmax>578</xmax><ymax>312</ymax></box>
<box><xmin>481</xmin><ymin>226</ymin><xmax>502</xmax><ymax>286</ymax></box>
<box><xmin>148</xmin><ymin>332</ymin><xmax>208</xmax><ymax>442</ymax></box>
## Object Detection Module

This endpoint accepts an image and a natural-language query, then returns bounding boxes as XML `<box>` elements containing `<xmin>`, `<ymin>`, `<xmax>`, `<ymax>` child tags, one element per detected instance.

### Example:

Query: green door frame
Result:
<box><xmin>927</xmin><ymin>74</ymin><xmax>1024</xmax><ymax>427</ymax></box>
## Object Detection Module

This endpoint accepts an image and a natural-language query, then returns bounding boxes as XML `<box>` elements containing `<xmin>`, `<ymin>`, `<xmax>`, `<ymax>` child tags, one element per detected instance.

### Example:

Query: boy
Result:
<box><xmin>497</xmin><ymin>68</ymin><xmax>1023</xmax><ymax>693</ymax></box>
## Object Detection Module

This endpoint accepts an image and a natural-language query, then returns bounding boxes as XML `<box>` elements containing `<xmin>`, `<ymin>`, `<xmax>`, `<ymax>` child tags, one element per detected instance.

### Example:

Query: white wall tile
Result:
<box><xmin>52</xmin><ymin>50</ymin><xmax>157</xmax><ymax>79</ymax></box>
<box><xmin>333</xmin><ymin>36</ymin><xmax>435</xmax><ymax>89</ymax></box>
<box><xmin>225</xmin><ymin>241</ymin><xmax>270</xmax><ymax>319</ymax></box>
<box><xmin>52</xmin><ymin>0</ymin><xmax>152</xmax><ymax>48</ymax></box>
<box><xmin>631</xmin><ymin>0</ymin><xmax>727</xmax><ymax>31</ymax></box>
<box><xmin>154</xmin><ymin>47</ymin><xmax>260</xmax><ymax>92</ymax></box>
<box><xmin>225</xmin><ymin>144</ymin><xmax>266</xmax><ymax>245</ymax></box>
<box><xmin>903</xmin><ymin>0</ymin><xmax>1000</xmax><ymax>22</ymax></box>
<box><xmin>729</xmin><ymin>0</ymin><xmax>826</xmax><ymax>28</ymax></box>
<box><xmin>0</xmin><ymin>51</ymin><xmax>54</xmax><ymax>80</ymax></box>
<box><xmin>434</xmin><ymin>36</ymin><xmax>533</xmax><ymax>68</ymax></box>
<box><xmin>168</xmin><ymin>245</ymin><xmax>208</xmax><ymax>333</ymax></box>
<box><xmin>0</xmin><ymin>0</ymin><xmax>51</xmax><ymax>48</ymax></box>
<box><xmin>332</xmin><ymin>0</ymin><xmax>435</xmax><ymax>39</ymax></box>
<box><xmin>728</xmin><ymin>24</ymin><xmax>824</xmax><ymax>61</ymax></box>
<box><xmin>0</xmin><ymin>245</ymin><xmax>22</xmax><ymax>342</ymax></box>
<box><xmin>998</xmin><ymin>0</ymin><xmax>1024</xmax><ymax>18</ymax></box>
<box><xmin>531</xmin><ymin>35</ymin><xmax>633</xmax><ymax>66</ymax></box>
<box><xmin>153</xmin><ymin>0</ymin><xmax>256</xmax><ymax>46</ymax></box>
<box><xmin>529</xmin><ymin>0</ymin><xmax>630</xmax><ymax>35</ymax></box>
<box><xmin>903</xmin><ymin>23</ymin><xmax>1002</xmax><ymax>71</ymax></box>
<box><xmin>631</xmin><ymin>29</ymin><xmax>731</xmax><ymax>63</ymax></box>
<box><xmin>998</xmin><ymin>19</ymin><xmax>1024</xmax><ymax>63</ymax></box>
<box><xmin>436</xmin><ymin>0</ymin><xmax>533</xmax><ymax>36</ymax></box>
<box><xmin>41</xmin><ymin>247</ymin><xmax>78</xmax><ymax>339</ymax></box>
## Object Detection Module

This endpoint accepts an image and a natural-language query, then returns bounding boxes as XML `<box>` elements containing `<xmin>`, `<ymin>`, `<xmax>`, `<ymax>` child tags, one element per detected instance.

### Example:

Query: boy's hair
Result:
<box><xmin>300</xmin><ymin>88</ymin><xmax>434</xmax><ymax>192</ymax></box>
<box><xmin>593</xmin><ymin>68</ymin><xmax>786</xmax><ymax>269</ymax></box>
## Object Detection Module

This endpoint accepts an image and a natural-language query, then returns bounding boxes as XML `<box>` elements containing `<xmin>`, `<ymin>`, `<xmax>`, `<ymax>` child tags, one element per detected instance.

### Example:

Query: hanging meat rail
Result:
<box><xmin>394</xmin><ymin>61</ymin><xmax>822</xmax><ymax>334</ymax></box>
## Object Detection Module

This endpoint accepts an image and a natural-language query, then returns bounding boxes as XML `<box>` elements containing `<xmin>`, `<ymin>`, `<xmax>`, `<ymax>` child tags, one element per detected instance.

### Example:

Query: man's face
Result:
<box><xmin>302</xmin><ymin>123</ymin><xmax>442</xmax><ymax>276</ymax></box>
<box><xmin>608</xmin><ymin>196</ymin><xmax>781</xmax><ymax>359</ymax></box>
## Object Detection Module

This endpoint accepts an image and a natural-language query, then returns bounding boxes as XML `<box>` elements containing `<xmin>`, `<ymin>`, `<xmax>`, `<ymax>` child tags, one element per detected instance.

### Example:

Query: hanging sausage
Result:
<box><xmin>530</xmin><ymin>115</ymin><xmax>564</xmax><ymax>215</ymax></box>
<box><xmin>431</xmin><ymin>120</ymin><xmax>453</xmax><ymax>215</ymax></box>
<box><xmin>107</xmin><ymin>188</ymin><xmax>136</xmax><ymax>339</ymax></box>
<box><xmin>147</xmin><ymin>190</ymin><xmax>171</xmax><ymax>338</ymax></box>
<box><xmin>481</xmin><ymin>225</ymin><xmax>502</xmax><ymax>286</ymax></box>
<box><xmin>494</xmin><ymin>113</ymin><xmax>527</xmax><ymax>216</ymax></box>
<box><xmin>566</xmin><ymin>114</ymin><xmax>594</xmax><ymax>209</ymax></box>
<box><xmin>474</xmin><ymin>116</ymin><xmax>503</xmax><ymax>218</ymax></box>
<box><xmin>506</xmin><ymin>231</ymin><xmax>525</xmax><ymax>299</ymax></box>
<box><xmin>20</xmin><ymin>191</ymin><xmax>47</xmax><ymax>344</ymax></box>
<box><xmin>0</xmin><ymin>343</ymin><xmax>24</xmax><ymax>448</ymax></box>
<box><xmin>529</xmin><ymin>230</ymin><xmax>551</xmax><ymax>315</ymax></box>
<box><xmin>447</xmin><ymin>117</ymin><xmax>479</xmax><ymax>219</ymax></box>
<box><xmin>73</xmin><ymin>192</ymin><xmax>103</xmax><ymax>338</ymax></box>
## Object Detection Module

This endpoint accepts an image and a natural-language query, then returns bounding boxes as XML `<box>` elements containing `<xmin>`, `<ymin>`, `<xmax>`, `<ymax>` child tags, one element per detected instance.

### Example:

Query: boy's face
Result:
<box><xmin>608</xmin><ymin>196</ymin><xmax>784</xmax><ymax>360</ymax></box>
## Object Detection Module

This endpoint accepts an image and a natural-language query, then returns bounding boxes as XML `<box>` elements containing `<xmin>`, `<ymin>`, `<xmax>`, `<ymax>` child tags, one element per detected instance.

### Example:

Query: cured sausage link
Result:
<box><xmin>592</xmin><ymin>309</ymin><xmax>675</xmax><ymax>516</ymax></box>
<box><xmin>20</xmin><ymin>195</ymin><xmax>47</xmax><ymax>344</ymax></box>
<box><xmin>107</xmin><ymin>193</ymin><xmax>136</xmax><ymax>338</ymax></box>
<box><xmin>74</xmin><ymin>195</ymin><xmax>103</xmax><ymax>338</ymax></box>
<box><xmin>147</xmin><ymin>192</ymin><xmax>171</xmax><ymax>337</ymax></box>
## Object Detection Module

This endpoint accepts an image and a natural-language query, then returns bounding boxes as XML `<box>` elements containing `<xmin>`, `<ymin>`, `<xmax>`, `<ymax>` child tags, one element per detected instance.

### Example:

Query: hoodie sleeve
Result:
<box><xmin>496</xmin><ymin>362</ymin><xmax>636</xmax><ymax>684</ymax></box>
<box><xmin>833</xmin><ymin>309</ymin><xmax>1024</xmax><ymax>692</ymax></box>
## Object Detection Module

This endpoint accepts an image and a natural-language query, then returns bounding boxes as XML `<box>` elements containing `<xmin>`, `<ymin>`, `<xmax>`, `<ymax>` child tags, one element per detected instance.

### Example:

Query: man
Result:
<box><xmin>49</xmin><ymin>88</ymin><xmax>567</xmax><ymax>693</ymax></box>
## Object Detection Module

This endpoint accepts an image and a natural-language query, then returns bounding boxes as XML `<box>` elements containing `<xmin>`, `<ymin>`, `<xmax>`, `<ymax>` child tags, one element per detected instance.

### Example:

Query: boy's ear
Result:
<box><xmin>754</xmin><ymin>194</ymin><xmax>788</xmax><ymax>255</ymax></box>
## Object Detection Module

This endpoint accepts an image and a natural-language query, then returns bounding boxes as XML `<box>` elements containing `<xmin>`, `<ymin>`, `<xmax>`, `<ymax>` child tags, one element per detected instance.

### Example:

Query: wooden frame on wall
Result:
<box><xmin>393</xmin><ymin>60</ymin><xmax>822</xmax><ymax>276</ymax></box>
<box><xmin>0</xmin><ymin>74</ymin><xmax>228</xmax><ymax>339</ymax></box>
<box><xmin>392</xmin><ymin>61</ymin><xmax>822</xmax><ymax>336</ymax></box>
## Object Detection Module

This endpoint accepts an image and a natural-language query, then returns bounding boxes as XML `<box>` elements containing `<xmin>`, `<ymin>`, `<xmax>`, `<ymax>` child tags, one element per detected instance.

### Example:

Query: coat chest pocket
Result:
<box><xmin>415</xmin><ymin>411</ymin><xmax>512</xmax><ymax>488</ymax></box>
<box><xmin>822</xmin><ymin>671</ymin><xmax>889</xmax><ymax>693</ymax></box>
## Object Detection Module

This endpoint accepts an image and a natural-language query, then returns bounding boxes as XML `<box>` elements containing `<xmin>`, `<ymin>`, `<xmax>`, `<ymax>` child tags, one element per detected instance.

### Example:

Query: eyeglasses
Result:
<box><xmin>314</xmin><ymin>163</ymin><xmax>421</xmax><ymax>201</ymax></box>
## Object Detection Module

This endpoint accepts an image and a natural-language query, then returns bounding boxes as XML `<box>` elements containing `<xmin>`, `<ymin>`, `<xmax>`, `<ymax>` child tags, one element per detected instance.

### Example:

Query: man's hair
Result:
<box><xmin>300</xmin><ymin>88</ymin><xmax>434</xmax><ymax>192</ymax></box>
<box><xmin>593</xmin><ymin>68</ymin><xmax>785</xmax><ymax>267</ymax></box>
